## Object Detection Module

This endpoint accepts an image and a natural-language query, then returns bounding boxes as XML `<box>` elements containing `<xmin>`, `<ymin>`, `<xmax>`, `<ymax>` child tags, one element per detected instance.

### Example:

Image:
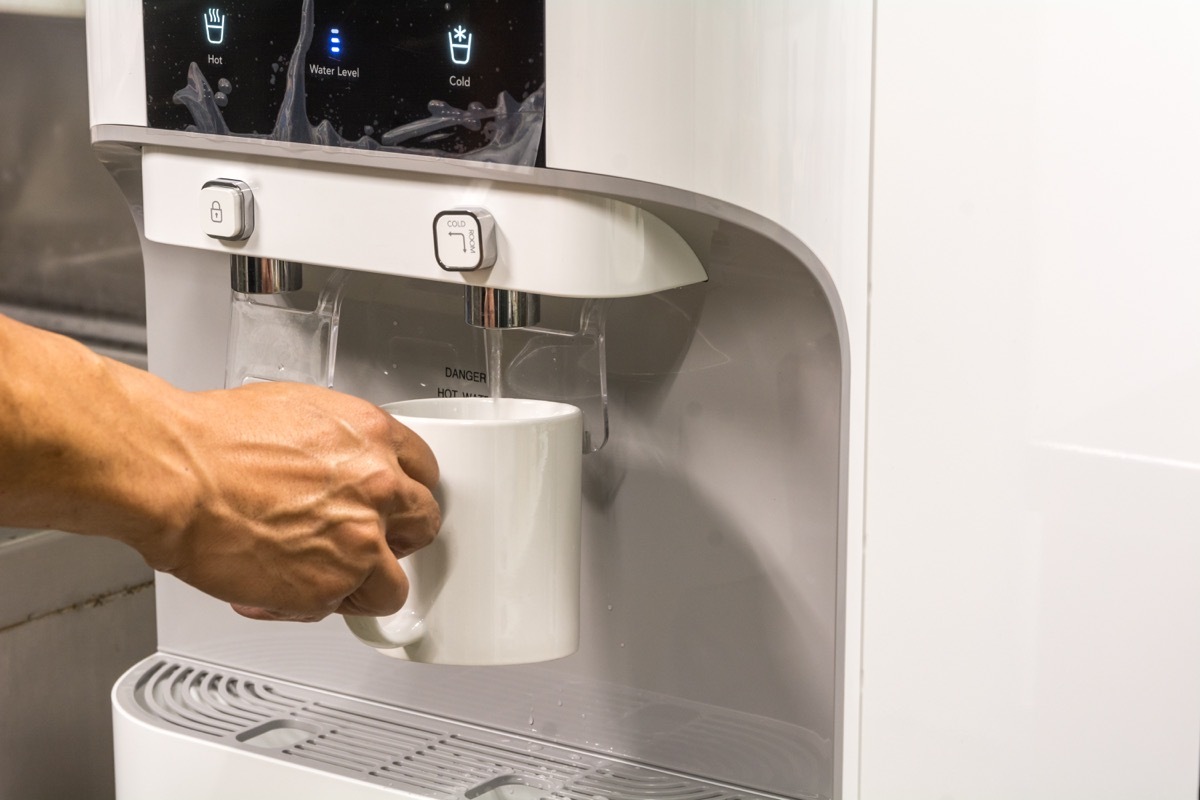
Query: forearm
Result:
<box><xmin>0</xmin><ymin>314</ymin><xmax>198</xmax><ymax>561</ymax></box>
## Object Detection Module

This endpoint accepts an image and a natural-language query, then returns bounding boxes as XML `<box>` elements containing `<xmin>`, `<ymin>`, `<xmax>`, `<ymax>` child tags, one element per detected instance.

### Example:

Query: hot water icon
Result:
<box><xmin>448</xmin><ymin>25</ymin><xmax>472</xmax><ymax>65</ymax></box>
<box><xmin>203</xmin><ymin>8</ymin><xmax>226</xmax><ymax>45</ymax></box>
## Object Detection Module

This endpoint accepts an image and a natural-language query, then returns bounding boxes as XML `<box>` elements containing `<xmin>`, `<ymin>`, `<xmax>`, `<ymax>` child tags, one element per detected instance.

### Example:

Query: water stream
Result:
<box><xmin>485</xmin><ymin>327</ymin><xmax>504</xmax><ymax>399</ymax></box>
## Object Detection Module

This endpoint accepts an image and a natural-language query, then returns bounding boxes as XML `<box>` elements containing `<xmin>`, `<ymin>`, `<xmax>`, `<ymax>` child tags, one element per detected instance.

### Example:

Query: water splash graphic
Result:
<box><xmin>272</xmin><ymin>0</ymin><xmax>318</xmax><ymax>143</ymax></box>
<box><xmin>382</xmin><ymin>88</ymin><xmax>545</xmax><ymax>165</ymax></box>
<box><xmin>173</xmin><ymin>63</ymin><xmax>230</xmax><ymax>136</ymax></box>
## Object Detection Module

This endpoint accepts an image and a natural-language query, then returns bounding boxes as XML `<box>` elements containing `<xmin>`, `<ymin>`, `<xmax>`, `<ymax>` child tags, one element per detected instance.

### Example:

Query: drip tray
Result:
<box><xmin>118</xmin><ymin>657</ymin><xmax>786</xmax><ymax>800</ymax></box>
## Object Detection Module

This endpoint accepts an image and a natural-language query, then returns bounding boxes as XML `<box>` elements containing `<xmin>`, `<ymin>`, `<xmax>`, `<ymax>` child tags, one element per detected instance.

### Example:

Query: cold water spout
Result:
<box><xmin>465</xmin><ymin>286</ymin><xmax>540</xmax><ymax>329</ymax></box>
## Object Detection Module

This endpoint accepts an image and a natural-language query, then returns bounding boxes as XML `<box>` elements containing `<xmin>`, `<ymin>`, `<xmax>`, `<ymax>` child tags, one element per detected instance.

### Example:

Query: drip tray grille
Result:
<box><xmin>123</xmin><ymin>658</ymin><xmax>785</xmax><ymax>800</ymax></box>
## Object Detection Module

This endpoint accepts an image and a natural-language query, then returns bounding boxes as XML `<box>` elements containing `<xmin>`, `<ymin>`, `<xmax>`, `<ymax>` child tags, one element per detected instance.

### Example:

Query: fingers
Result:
<box><xmin>384</xmin><ymin>414</ymin><xmax>439</xmax><ymax>489</ymax></box>
<box><xmin>384</xmin><ymin>479</ymin><xmax>441</xmax><ymax>558</ymax></box>
<box><xmin>230</xmin><ymin>544</ymin><xmax>409</xmax><ymax>621</ymax></box>
<box><xmin>336</xmin><ymin>546</ymin><xmax>409</xmax><ymax>616</ymax></box>
<box><xmin>230</xmin><ymin>603</ymin><xmax>328</xmax><ymax>623</ymax></box>
<box><xmin>377</xmin><ymin>412</ymin><xmax>442</xmax><ymax>557</ymax></box>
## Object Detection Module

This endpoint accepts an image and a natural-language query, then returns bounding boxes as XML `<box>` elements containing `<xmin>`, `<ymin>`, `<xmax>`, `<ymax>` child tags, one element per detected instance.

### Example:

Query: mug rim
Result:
<box><xmin>382</xmin><ymin>397</ymin><xmax>582</xmax><ymax>424</ymax></box>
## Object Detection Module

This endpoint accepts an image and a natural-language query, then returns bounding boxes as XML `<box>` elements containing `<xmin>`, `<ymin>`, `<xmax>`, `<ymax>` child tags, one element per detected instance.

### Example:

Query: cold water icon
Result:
<box><xmin>204</xmin><ymin>8</ymin><xmax>226</xmax><ymax>45</ymax></box>
<box><xmin>448</xmin><ymin>25</ymin><xmax>472</xmax><ymax>65</ymax></box>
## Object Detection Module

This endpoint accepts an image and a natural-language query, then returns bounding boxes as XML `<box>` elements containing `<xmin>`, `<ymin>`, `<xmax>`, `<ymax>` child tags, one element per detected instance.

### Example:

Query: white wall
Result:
<box><xmin>864</xmin><ymin>1</ymin><xmax>1200</xmax><ymax>798</ymax></box>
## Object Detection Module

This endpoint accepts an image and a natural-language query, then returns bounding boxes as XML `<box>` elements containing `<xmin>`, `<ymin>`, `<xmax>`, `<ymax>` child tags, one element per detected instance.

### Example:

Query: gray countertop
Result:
<box><xmin>0</xmin><ymin>528</ymin><xmax>153</xmax><ymax>629</ymax></box>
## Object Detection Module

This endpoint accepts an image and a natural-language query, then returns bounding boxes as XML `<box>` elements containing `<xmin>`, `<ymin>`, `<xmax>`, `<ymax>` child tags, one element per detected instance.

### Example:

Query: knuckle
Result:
<box><xmin>339</xmin><ymin>522</ymin><xmax>384</xmax><ymax>558</ymax></box>
<box><xmin>312</xmin><ymin>573</ymin><xmax>356</xmax><ymax>607</ymax></box>
<box><xmin>362</xmin><ymin>408</ymin><xmax>394</xmax><ymax>440</ymax></box>
<box><xmin>417</xmin><ymin>489</ymin><xmax>441</xmax><ymax>544</ymax></box>
<box><xmin>352</xmin><ymin>402</ymin><xmax>398</xmax><ymax>440</ymax></box>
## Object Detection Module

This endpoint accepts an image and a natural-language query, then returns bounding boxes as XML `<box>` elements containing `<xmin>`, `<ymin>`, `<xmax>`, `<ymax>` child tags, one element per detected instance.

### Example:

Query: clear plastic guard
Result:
<box><xmin>491</xmin><ymin>299</ymin><xmax>609</xmax><ymax>454</ymax></box>
<box><xmin>226</xmin><ymin>269</ymin><xmax>607</xmax><ymax>454</ymax></box>
<box><xmin>225</xmin><ymin>270</ymin><xmax>348</xmax><ymax>388</ymax></box>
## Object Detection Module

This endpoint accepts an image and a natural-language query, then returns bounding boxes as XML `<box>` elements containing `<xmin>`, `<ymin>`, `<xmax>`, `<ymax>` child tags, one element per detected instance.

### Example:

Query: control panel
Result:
<box><xmin>142</xmin><ymin>1</ymin><xmax>546</xmax><ymax>167</ymax></box>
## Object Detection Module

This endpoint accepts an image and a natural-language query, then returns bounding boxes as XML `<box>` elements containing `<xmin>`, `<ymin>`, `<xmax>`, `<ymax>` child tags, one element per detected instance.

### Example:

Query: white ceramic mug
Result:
<box><xmin>344</xmin><ymin>397</ymin><xmax>583</xmax><ymax>665</ymax></box>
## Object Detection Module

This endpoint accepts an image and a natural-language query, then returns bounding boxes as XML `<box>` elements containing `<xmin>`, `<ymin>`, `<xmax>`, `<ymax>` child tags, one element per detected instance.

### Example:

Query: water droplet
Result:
<box><xmin>606</xmin><ymin>604</ymin><xmax>613</xmax><ymax>611</ymax></box>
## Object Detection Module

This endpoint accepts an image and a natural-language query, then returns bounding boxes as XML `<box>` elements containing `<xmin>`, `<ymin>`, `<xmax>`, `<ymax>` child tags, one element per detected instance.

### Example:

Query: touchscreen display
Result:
<box><xmin>142</xmin><ymin>0</ymin><xmax>546</xmax><ymax>166</ymax></box>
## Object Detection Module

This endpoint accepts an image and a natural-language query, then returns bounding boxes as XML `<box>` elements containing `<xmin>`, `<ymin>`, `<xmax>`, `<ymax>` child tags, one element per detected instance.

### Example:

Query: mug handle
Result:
<box><xmin>344</xmin><ymin>609</ymin><xmax>426</xmax><ymax>649</ymax></box>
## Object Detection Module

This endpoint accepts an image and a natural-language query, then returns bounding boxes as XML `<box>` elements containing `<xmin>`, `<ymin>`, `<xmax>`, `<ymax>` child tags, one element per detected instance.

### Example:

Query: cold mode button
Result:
<box><xmin>433</xmin><ymin>208</ymin><xmax>496</xmax><ymax>272</ymax></box>
<box><xmin>200</xmin><ymin>179</ymin><xmax>254</xmax><ymax>241</ymax></box>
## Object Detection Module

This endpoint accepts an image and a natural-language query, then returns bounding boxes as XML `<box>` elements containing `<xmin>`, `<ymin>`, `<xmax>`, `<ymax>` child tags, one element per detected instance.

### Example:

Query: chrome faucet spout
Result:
<box><xmin>465</xmin><ymin>286</ymin><xmax>540</xmax><ymax>329</ymax></box>
<box><xmin>231</xmin><ymin>256</ymin><xmax>303</xmax><ymax>294</ymax></box>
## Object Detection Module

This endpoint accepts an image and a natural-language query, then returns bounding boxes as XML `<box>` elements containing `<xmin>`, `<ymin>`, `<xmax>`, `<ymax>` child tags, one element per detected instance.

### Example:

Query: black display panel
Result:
<box><xmin>142</xmin><ymin>0</ymin><xmax>546</xmax><ymax>166</ymax></box>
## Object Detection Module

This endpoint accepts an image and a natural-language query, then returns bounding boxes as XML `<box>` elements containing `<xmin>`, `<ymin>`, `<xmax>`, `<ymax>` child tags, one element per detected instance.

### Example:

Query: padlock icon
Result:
<box><xmin>210</xmin><ymin>201</ymin><xmax>224</xmax><ymax>224</ymax></box>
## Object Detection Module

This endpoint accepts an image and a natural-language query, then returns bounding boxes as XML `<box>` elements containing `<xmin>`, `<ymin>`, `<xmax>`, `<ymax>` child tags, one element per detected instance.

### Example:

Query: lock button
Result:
<box><xmin>199</xmin><ymin>179</ymin><xmax>254</xmax><ymax>241</ymax></box>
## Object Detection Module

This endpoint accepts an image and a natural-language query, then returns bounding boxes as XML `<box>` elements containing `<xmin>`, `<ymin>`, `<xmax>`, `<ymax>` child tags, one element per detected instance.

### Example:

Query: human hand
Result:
<box><xmin>0</xmin><ymin>317</ymin><xmax>436</xmax><ymax>620</ymax></box>
<box><xmin>142</xmin><ymin>382</ymin><xmax>440</xmax><ymax>622</ymax></box>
